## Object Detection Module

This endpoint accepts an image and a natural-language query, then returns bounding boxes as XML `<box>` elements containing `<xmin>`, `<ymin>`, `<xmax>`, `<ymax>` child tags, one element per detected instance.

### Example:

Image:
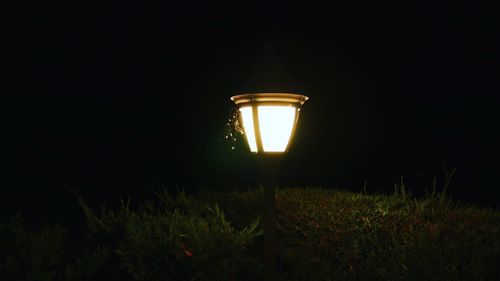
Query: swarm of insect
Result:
<box><xmin>224</xmin><ymin>107</ymin><xmax>245</xmax><ymax>150</ymax></box>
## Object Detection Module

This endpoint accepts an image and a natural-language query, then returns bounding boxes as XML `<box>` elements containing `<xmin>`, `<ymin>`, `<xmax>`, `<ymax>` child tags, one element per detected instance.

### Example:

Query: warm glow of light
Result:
<box><xmin>232</xmin><ymin>93</ymin><xmax>307</xmax><ymax>153</ymax></box>
<box><xmin>239</xmin><ymin>107</ymin><xmax>258</xmax><ymax>152</ymax></box>
<box><xmin>258</xmin><ymin>106</ymin><xmax>296</xmax><ymax>152</ymax></box>
<box><xmin>239</xmin><ymin>105</ymin><xmax>297</xmax><ymax>153</ymax></box>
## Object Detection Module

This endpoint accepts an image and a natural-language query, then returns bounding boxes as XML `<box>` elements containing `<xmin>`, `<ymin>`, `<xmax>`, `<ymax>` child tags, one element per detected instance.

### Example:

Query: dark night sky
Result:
<box><xmin>3</xmin><ymin>1</ymin><xmax>500</xmax><ymax>224</ymax></box>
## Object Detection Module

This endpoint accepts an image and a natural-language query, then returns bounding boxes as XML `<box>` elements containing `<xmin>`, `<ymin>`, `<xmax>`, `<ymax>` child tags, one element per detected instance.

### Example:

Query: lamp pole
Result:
<box><xmin>230</xmin><ymin>93</ymin><xmax>308</xmax><ymax>281</ymax></box>
<box><xmin>258</xmin><ymin>154</ymin><xmax>282</xmax><ymax>281</ymax></box>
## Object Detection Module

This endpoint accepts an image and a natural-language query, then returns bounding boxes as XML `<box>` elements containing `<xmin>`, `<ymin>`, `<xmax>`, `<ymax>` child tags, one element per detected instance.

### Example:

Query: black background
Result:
<box><xmin>3</xmin><ymin>1</ymin><xmax>499</xmax><ymax>226</ymax></box>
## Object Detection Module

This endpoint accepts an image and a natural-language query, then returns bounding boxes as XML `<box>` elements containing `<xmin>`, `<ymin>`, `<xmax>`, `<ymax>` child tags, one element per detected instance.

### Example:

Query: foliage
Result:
<box><xmin>0</xmin><ymin>215</ymin><xmax>67</xmax><ymax>281</ymax></box>
<box><xmin>1</xmin><ymin>182</ymin><xmax>499</xmax><ymax>281</ymax></box>
<box><xmin>68</xmin><ymin>194</ymin><xmax>262</xmax><ymax>281</ymax></box>
<box><xmin>276</xmin><ymin>186</ymin><xmax>500</xmax><ymax>281</ymax></box>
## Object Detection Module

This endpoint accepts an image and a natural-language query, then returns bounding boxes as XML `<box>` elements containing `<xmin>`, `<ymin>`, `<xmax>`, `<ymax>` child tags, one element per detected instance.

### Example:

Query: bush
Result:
<box><xmin>0</xmin><ymin>215</ymin><xmax>67</xmax><ymax>281</ymax></box>
<box><xmin>67</xmin><ymin>193</ymin><xmax>262</xmax><ymax>281</ymax></box>
<box><xmin>1</xmin><ymin>186</ymin><xmax>499</xmax><ymax>281</ymax></box>
<box><xmin>276</xmin><ymin>188</ymin><xmax>500</xmax><ymax>281</ymax></box>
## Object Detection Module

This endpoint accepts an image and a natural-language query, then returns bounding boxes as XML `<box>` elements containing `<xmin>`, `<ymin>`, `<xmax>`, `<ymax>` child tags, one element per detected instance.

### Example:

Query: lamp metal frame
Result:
<box><xmin>230</xmin><ymin>93</ymin><xmax>308</xmax><ymax>154</ymax></box>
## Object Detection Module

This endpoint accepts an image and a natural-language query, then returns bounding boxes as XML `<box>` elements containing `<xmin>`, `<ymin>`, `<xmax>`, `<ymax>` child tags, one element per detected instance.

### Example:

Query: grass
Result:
<box><xmin>1</xmin><ymin>183</ymin><xmax>499</xmax><ymax>281</ymax></box>
<box><xmin>273</xmin><ymin>187</ymin><xmax>500</xmax><ymax>280</ymax></box>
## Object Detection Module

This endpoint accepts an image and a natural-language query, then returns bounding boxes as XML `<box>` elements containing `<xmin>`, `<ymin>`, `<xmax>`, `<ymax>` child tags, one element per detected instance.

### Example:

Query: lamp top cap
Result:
<box><xmin>230</xmin><ymin>93</ymin><xmax>309</xmax><ymax>107</ymax></box>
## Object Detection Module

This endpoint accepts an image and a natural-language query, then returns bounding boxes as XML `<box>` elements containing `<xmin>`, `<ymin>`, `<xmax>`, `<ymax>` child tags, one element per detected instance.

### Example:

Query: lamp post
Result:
<box><xmin>230</xmin><ymin>93</ymin><xmax>308</xmax><ymax>281</ymax></box>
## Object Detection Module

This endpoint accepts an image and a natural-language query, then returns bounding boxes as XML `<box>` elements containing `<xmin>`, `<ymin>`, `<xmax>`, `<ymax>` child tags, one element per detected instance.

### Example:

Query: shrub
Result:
<box><xmin>68</xmin><ymin>194</ymin><xmax>262</xmax><ymax>281</ymax></box>
<box><xmin>0</xmin><ymin>215</ymin><xmax>67</xmax><ymax>281</ymax></box>
<box><xmin>1</xmin><ymin>186</ymin><xmax>499</xmax><ymax>281</ymax></box>
<box><xmin>276</xmin><ymin>187</ymin><xmax>500</xmax><ymax>281</ymax></box>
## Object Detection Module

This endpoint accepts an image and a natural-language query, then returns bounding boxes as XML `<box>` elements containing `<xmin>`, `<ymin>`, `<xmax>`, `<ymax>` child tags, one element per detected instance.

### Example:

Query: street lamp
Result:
<box><xmin>231</xmin><ymin>93</ymin><xmax>308</xmax><ymax>154</ymax></box>
<box><xmin>230</xmin><ymin>93</ymin><xmax>308</xmax><ymax>280</ymax></box>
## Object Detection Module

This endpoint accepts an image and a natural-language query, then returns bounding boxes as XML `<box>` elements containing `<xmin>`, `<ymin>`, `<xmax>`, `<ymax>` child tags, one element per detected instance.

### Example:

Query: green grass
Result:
<box><xmin>273</xmin><ymin>187</ymin><xmax>500</xmax><ymax>280</ymax></box>
<box><xmin>1</xmin><ymin>186</ymin><xmax>499</xmax><ymax>281</ymax></box>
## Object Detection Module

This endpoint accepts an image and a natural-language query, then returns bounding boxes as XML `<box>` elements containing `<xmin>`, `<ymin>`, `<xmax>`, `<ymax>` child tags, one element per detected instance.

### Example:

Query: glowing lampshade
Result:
<box><xmin>231</xmin><ymin>93</ymin><xmax>308</xmax><ymax>153</ymax></box>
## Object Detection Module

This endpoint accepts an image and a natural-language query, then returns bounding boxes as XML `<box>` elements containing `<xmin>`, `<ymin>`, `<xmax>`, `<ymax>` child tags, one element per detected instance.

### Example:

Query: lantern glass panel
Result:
<box><xmin>239</xmin><ymin>107</ymin><xmax>258</xmax><ymax>152</ymax></box>
<box><xmin>258</xmin><ymin>106</ymin><xmax>296</xmax><ymax>152</ymax></box>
